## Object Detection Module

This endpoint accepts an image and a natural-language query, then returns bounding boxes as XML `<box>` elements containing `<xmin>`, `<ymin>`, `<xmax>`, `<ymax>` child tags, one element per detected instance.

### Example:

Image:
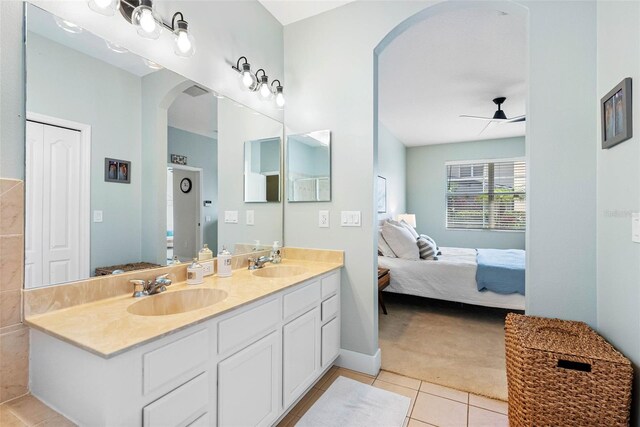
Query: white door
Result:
<box><xmin>171</xmin><ymin>168</ymin><xmax>201</xmax><ymax>261</ymax></box>
<box><xmin>218</xmin><ymin>331</ymin><xmax>281</xmax><ymax>427</ymax></box>
<box><xmin>283</xmin><ymin>307</ymin><xmax>321</xmax><ymax>408</ymax></box>
<box><xmin>26</xmin><ymin>120</ymin><xmax>85</xmax><ymax>287</ymax></box>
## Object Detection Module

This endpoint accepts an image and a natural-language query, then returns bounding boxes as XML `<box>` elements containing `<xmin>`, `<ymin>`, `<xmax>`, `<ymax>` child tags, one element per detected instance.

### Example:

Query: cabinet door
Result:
<box><xmin>322</xmin><ymin>316</ymin><xmax>340</xmax><ymax>368</ymax></box>
<box><xmin>282</xmin><ymin>308</ymin><xmax>321</xmax><ymax>408</ymax></box>
<box><xmin>218</xmin><ymin>331</ymin><xmax>281</xmax><ymax>427</ymax></box>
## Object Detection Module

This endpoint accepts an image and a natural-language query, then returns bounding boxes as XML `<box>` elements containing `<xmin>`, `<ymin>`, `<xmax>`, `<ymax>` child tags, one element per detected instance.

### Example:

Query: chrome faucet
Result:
<box><xmin>130</xmin><ymin>274</ymin><xmax>172</xmax><ymax>297</ymax></box>
<box><xmin>248</xmin><ymin>256</ymin><xmax>273</xmax><ymax>270</ymax></box>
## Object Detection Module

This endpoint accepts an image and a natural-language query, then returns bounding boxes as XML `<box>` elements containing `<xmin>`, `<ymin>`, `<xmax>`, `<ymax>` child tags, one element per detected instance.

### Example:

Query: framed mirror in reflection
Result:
<box><xmin>244</xmin><ymin>137</ymin><xmax>281</xmax><ymax>203</ymax></box>
<box><xmin>287</xmin><ymin>130</ymin><xmax>331</xmax><ymax>202</ymax></box>
<box><xmin>24</xmin><ymin>4</ymin><xmax>283</xmax><ymax>288</ymax></box>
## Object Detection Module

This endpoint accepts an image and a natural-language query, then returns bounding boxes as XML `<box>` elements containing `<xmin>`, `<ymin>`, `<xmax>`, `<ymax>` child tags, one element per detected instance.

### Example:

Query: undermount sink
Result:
<box><xmin>127</xmin><ymin>288</ymin><xmax>228</xmax><ymax>316</ymax></box>
<box><xmin>252</xmin><ymin>265</ymin><xmax>308</xmax><ymax>278</ymax></box>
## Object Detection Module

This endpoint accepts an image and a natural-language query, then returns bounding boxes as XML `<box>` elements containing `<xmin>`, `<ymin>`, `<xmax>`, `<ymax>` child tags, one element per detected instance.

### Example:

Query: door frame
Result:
<box><xmin>167</xmin><ymin>163</ymin><xmax>204</xmax><ymax>253</ymax></box>
<box><xmin>26</xmin><ymin>112</ymin><xmax>92</xmax><ymax>281</ymax></box>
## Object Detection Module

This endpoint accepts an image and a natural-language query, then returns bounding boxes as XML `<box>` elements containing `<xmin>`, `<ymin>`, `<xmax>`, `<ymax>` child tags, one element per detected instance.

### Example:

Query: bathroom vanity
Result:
<box><xmin>26</xmin><ymin>260</ymin><xmax>342</xmax><ymax>426</ymax></box>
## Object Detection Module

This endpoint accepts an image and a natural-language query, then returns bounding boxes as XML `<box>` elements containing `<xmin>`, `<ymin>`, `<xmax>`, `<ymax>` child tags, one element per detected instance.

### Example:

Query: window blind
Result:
<box><xmin>446</xmin><ymin>160</ymin><xmax>526</xmax><ymax>231</ymax></box>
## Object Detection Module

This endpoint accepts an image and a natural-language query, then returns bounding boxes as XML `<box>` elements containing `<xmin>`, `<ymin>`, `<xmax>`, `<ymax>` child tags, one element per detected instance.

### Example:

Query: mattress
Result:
<box><xmin>378</xmin><ymin>247</ymin><xmax>525</xmax><ymax>310</ymax></box>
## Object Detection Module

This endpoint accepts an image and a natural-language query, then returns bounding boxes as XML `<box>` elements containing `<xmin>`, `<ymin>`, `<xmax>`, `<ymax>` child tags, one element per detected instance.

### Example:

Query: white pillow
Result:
<box><xmin>378</xmin><ymin>231</ymin><xmax>397</xmax><ymax>258</ymax></box>
<box><xmin>381</xmin><ymin>222</ymin><xmax>420</xmax><ymax>260</ymax></box>
<box><xmin>387</xmin><ymin>219</ymin><xmax>419</xmax><ymax>240</ymax></box>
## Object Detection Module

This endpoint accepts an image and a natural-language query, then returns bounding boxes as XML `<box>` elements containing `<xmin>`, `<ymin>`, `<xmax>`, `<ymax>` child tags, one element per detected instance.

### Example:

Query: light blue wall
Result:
<box><xmin>406</xmin><ymin>137</ymin><xmax>525</xmax><ymax>249</ymax></box>
<box><xmin>167</xmin><ymin>127</ymin><xmax>218</xmax><ymax>252</ymax></box>
<box><xmin>596</xmin><ymin>2</ymin><xmax>640</xmax><ymax>424</ymax></box>
<box><xmin>26</xmin><ymin>32</ymin><xmax>143</xmax><ymax>274</ymax></box>
<box><xmin>260</xmin><ymin>138</ymin><xmax>281</xmax><ymax>173</ymax></box>
<box><xmin>377</xmin><ymin>122</ymin><xmax>406</xmax><ymax>221</ymax></box>
<box><xmin>287</xmin><ymin>137</ymin><xmax>329</xmax><ymax>177</ymax></box>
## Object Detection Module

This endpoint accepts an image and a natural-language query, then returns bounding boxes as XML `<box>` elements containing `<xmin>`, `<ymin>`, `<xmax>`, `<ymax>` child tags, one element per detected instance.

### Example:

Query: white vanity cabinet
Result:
<box><xmin>29</xmin><ymin>269</ymin><xmax>341</xmax><ymax>427</ymax></box>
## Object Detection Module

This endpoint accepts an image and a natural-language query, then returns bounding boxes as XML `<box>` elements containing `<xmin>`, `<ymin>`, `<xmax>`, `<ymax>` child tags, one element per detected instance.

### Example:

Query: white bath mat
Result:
<box><xmin>296</xmin><ymin>376</ymin><xmax>411</xmax><ymax>427</ymax></box>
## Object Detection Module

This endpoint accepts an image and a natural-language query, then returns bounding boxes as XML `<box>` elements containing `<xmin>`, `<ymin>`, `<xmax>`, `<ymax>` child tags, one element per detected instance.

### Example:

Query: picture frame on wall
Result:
<box><xmin>104</xmin><ymin>158</ymin><xmax>131</xmax><ymax>184</ymax></box>
<box><xmin>601</xmin><ymin>77</ymin><xmax>632</xmax><ymax>149</ymax></box>
<box><xmin>377</xmin><ymin>175</ymin><xmax>387</xmax><ymax>213</ymax></box>
<box><xmin>170</xmin><ymin>154</ymin><xmax>187</xmax><ymax>165</ymax></box>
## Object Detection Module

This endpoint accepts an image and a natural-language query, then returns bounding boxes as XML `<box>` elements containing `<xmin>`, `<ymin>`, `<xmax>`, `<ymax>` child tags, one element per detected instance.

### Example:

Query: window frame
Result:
<box><xmin>444</xmin><ymin>157</ymin><xmax>526</xmax><ymax>233</ymax></box>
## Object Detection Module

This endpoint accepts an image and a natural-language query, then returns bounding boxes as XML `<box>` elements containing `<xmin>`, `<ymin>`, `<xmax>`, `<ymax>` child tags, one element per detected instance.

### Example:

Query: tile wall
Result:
<box><xmin>0</xmin><ymin>179</ymin><xmax>28</xmax><ymax>403</ymax></box>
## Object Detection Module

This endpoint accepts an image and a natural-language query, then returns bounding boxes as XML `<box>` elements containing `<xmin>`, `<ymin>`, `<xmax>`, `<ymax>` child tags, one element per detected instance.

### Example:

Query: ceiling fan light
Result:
<box><xmin>492</xmin><ymin>110</ymin><xmax>507</xmax><ymax>120</ymax></box>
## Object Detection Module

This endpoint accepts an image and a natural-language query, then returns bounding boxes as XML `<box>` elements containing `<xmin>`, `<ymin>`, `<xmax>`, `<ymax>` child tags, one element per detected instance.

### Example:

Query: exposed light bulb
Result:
<box><xmin>276</xmin><ymin>92</ymin><xmax>285</xmax><ymax>107</ymax></box>
<box><xmin>139</xmin><ymin>9</ymin><xmax>156</xmax><ymax>34</ymax></box>
<box><xmin>260</xmin><ymin>82</ymin><xmax>271</xmax><ymax>99</ymax></box>
<box><xmin>88</xmin><ymin>0</ymin><xmax>117</xmax><ymax>15</ymax></box>
<box><xmin>93</xmin><ymin>0</ymin><xmax>111</xmax><ymax>8</ymax></box>
<box><xmin>176</xmin><ymin>31</ymin><xmax>191</xmax><ymax>53</ymax></box>
<box><xmin>242</xmin><ymin>71</ymin><xmax>254</xmax><ymax>88</ymax></box>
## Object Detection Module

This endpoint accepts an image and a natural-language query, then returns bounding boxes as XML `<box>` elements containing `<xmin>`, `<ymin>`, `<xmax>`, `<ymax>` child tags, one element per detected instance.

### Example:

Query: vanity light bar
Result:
<box><xmin>87</xmin><ymin>0</ymin><xmax>196</xmax><ymax>58</ymax></box>
<box><xmin>232</xmin><ymin>57</ymin><xmax>285</xmax><ymax>108</ymax></box>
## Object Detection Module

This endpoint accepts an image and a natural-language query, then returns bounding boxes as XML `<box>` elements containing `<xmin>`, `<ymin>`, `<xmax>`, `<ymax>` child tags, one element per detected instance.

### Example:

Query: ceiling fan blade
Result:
<box><xmin>478</xmin><ymin>121</ymin><xmax>497</xmax><ymax>135</ymax></box>
<box><xmin>504</xmin><ymin>115</ymin><xmax>526</xmax><ymax>123</ymax></box>
<box><xmin>460</xmin><ymin>115</ymin><xmax>493</xmax><ymax>121</ymax></box>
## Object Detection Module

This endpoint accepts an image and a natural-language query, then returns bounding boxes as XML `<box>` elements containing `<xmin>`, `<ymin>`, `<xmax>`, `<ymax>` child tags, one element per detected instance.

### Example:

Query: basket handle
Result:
<box><xmin>557</xmin><ymin>359</ymin><xmax>591</xmax><ymax>372</ymax></box>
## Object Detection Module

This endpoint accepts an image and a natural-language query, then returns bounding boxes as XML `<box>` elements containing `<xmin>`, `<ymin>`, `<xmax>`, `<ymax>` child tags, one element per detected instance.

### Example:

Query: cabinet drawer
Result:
<box><xmin>283</xmin><ymin>280</ymin><xmax>321</xmax><ymax>321</ymax></box>
<box><xmin>143</xmin><ymin>372</ymin><xmax>209</xmax><ymax>427</ymax></box>
<box><xmin>321</xmin><ymin>294</ymin><xmax>339</xmax><ymax>323</ymax></box>
<box><xmin>321</xmin><ymin>317</ymin><xmax>340</xmax><ymax>368</ymax></box>
<box><xmin>143</xmin><ymin>329</ymin><xmax>209</xmax><ymax>395</ymax></box>
<box><xmin>219</xmin><ymin>297</ymin><xmax>280</xmax><ymax>355</ymax></box>
<box><xmin>321</xmin><ymin>272</ymin><xmax>340</xmax><ymax>299</ymax></box>
<box><xmin>187</xmin><ymin>412</ymin><xmax>210</xmax><ymax>427</ymax></box>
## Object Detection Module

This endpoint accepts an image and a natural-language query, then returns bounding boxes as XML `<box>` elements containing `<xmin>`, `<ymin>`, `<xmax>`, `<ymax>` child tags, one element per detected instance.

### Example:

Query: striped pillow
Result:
<box><xmin>417</xmin><ymin>237</ymin><xmax>438</xmax><ymax>260</ymax></box>
<box><xmin>420</xmin><ymin>234</ymin><xmax>442</xmax><ymax>256</ymax></box>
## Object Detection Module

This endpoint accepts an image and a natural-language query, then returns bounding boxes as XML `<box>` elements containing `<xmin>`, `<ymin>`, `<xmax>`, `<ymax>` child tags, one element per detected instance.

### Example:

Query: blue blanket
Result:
<box><xmin>476</xmin><ymin>249</ymin><xmax>525</xmax><ymax>295</ymax></box>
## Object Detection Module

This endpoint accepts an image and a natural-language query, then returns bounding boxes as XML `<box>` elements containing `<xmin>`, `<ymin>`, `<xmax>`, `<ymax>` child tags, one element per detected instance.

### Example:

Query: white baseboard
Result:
<box><xmin>336</xmin><ymin>348</ymin><xmax>381</xmax><ymax>376</ymax></box>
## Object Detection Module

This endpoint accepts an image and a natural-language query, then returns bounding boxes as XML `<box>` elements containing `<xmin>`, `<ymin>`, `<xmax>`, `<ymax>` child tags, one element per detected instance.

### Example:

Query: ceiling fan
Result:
<box><xmin>460</xmin><ymin>97</ymin><xmax>525</xmax><ymax>134</ymax></box>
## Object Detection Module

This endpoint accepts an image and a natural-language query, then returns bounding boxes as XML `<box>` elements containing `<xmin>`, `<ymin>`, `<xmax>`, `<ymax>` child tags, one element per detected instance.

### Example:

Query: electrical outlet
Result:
<box><xmin>93</xmin><ymin>210</ymin><xmax>103</xmax><ymax>223</ymax></box>
<box><xmin>633</xmin><ymin>213</ymin><xmax>640</xmax><ymax>243</ymax></box>
<box><xmin>201</xmin><ymin>260</ymin><xmax>214</xmax><ymax>276</ymax></box>
<box><xmin>246</xmin><ymin>210</ymin><xmax>255</xmax><ymax>225</ymax></box>
<box><xmin>319</xmin><ymin>210</ymin><xmax>329</xmax><ymax>228</ymax></box>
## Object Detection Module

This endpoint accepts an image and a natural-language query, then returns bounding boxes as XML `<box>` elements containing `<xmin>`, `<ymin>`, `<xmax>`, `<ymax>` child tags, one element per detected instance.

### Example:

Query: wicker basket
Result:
<box><xmin>505</xmin><ymin>313</ymin><xmax>632</xmax><ymax>427</ymax></box>
<box><xmin>94</xmin><ymin>262</ymin><xmax>162</xmax><ymax>276</ymax></box>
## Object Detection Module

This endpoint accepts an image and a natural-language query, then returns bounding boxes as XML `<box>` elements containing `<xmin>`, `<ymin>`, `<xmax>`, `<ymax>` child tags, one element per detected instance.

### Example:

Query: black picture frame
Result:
<box><xmin>601</xmin><ymin>77</ymin><xmax>632</xmax><ymax>149</ymax></box>
<box><xmin>105</xmin><ymin>158</ymin><xmax>131</xmax><ymax>184</ymax></box>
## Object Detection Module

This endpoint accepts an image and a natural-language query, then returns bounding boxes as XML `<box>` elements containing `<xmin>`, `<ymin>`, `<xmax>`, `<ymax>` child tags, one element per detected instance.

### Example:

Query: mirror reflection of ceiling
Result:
<box><xmin>379</xmin><ymin>7</ymin><xmax>526</xmax><ymax>146</ymax></box>
<box><xmin>168</xmin><ymin>88</ymin><xmax>218</xmax><ymax>139</ymax></box>
<box><xmin>27</xmin><ymin>4</ymin><xmax>157</xmax><ymax>77</ymax></box>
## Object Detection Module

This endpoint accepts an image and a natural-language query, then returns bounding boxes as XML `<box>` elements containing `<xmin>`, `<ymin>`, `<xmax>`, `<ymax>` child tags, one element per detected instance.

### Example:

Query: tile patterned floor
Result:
<box><xmin>0</xmin><ymin>395</ymin><xmax>75</xmax><ymax>427</ymax></box>
<box><xmin>1</xmin><ymin>368</ymin><xmax>506</xmax><ymax>427</ymax></box>
<box><xmin>277</xmin><ymin>367</ymin><xmax>508</xmax><ymax>427</ymax></box>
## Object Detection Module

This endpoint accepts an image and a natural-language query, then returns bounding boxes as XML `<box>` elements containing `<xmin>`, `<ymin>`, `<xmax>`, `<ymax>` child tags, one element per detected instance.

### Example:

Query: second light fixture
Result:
<box><xmin>233</xmin><ymin>57</ymin><xmax>285</xmax><ymax>107</ymax></box>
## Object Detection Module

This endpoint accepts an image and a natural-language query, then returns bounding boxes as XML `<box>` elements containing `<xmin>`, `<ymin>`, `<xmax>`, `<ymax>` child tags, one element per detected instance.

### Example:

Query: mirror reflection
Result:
<box><xmin>24</xmin><ymin>4</ymin><xmax>283</xmax><ymax>288</ymax></box>
<box><xmin>244</xmin><ymin>137</ymin><xmax>281</xmax><ymax>203</ymax></box>
<box><xmin>287</xmin><ymin>130</ymin><xmax>331</xmax><ymax>202</ymax></box>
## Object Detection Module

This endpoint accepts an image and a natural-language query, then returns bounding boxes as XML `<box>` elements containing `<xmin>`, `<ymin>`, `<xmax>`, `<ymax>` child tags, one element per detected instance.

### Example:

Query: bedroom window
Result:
<box><xmin>446</xmin><ymin>159</ymin><xmax>526</xmax><ymax>231</ymax></box>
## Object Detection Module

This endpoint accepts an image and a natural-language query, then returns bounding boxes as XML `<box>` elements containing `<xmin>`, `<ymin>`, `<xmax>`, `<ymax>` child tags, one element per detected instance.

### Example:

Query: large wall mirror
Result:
<box><xmin>24</xmin><ymin>4</ymin><xmax>283</xmax><ymax>288</ymax></box>
<box><xmin>286</xmin><ymin>130</ymin><xmax>331</xmax><ymax>202</ymax></box>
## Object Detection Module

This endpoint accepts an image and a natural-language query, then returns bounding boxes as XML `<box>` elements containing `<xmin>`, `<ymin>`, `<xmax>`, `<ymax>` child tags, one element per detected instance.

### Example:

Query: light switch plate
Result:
<box><xmin>224</xmin><ymin>211</ymin><xmax>238</xmax><ymax>224</ymax></box>
<box><xmin>341</xmin><ymin>211</ymin><xmax>361</xmax><ymax>227</ymax></box>
<box><xmin>632</xmin><ymin>213</ymin><xmax>640</xmax><ymax>243</ymax></box>
<box><xmin>205</xmin><ymin>215</ymin><xmax>212</xmax><ymax>222</ymax></box>
<box><xmin>93</xmin><ymin>210</ymin><xmax>103</xmax><ymax>223</ymax></box>
<box><xmin>319</xmin><ymin>210</ymin><xmax>329</xmax><ymax>228</ymax></box>
<box><xmin>246</xmin><ymin>210</ymin><xmax>255</xmax><ymax>226</ymax></box>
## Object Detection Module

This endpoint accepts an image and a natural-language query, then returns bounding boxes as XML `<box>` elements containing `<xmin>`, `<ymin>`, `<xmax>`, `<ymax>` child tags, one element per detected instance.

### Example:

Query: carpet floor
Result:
<box><xmin>379</xmin><ymin>293</ymin><xmax>522</xmax><ymax>401</ymax></box>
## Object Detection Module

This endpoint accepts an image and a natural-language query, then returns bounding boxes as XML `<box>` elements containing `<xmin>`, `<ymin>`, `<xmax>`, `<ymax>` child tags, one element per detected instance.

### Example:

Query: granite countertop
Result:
<box><xmin>25</xmin><ymin>259</ymin><xmax>342</xmax><ymax>358</ymax></box>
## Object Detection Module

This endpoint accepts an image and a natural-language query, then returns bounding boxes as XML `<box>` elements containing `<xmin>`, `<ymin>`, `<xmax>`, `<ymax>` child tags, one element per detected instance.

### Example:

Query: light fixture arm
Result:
<box><xmin>170</xmin><ymin>12</ymin><xmax>184</xmax><ymax>30</ymax></box>
<box><xmin>270</xmin><ymin>79</ymin><xmax>282</xmax><ymax>89</ymax></box>
<box><xmin>255</xmin><ymin>69</ymin><xmax>267</xmax><ymax>80</ymax></box>
<box><xmin>233</xmin><ymin>56</ymin><xmax>249</xmax><ymax>73</ymax></box>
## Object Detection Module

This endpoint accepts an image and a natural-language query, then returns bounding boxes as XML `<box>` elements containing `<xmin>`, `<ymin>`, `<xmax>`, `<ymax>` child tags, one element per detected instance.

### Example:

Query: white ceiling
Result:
<box><xmin>168</xmin><ymin>90</ymin><xmax>218</xmax><ymax>139</ymax></box>
<box><xmin>378</xmin><ymin>8</ymin><xmax>527</xmax><ymax>146</ymax></box>
<box><xmin>27</xmin><ymin>4</ymin><xmax>156</xmax><ymax>77</ymax></box>
<box><xmin>258</xmin><ymin>0</ymin><xmax>355</xmax><ymax>25</ymax></box>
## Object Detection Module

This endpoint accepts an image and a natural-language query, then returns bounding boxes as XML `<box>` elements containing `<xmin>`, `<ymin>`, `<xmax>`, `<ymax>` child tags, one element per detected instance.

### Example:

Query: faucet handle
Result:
<box><xmin>155</xmin><ymin>273</ymin><xmax>172</xmax><ymax>286</ymax></box>
<box><xmin>130</xmin><ymin>279</ymin><xmax>147</xmax><ymax>298</ymax></box>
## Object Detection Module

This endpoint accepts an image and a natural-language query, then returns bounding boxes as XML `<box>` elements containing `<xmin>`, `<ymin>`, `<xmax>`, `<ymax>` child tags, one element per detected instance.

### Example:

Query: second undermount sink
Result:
<box><xmin>252</xmin><ymin>265</ymin><xmax>308</xmax><ymax>278</ymax></box>
<box><xmin>127</xmin><ymin>288</ymin><xmax>228</xmax><ymax>316</ymax></box>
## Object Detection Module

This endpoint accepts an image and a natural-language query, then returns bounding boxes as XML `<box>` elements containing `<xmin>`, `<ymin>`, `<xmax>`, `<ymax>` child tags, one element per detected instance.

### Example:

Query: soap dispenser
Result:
<box><xmin>187</xmin><ymin>258</ymin><xmax>204</xmax><ymax>285</ymax></box>
<box><xmin>198</xmin><ymin>244</ymin><xmax>213</xmax><ymax>261</ymax></box>
<box><xmin>271</xmin><ymin>241</ymin><xmax>282</xmax><ymax>264</ymax></box>
<box><xmin>217</xmin><ymin>246</ymin><xmax>232</xmax><ymax>277</ymax></box>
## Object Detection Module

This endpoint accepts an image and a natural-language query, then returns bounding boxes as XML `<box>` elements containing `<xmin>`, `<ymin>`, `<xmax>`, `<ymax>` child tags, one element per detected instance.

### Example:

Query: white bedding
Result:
<box><xmin>378</xmin><ymin>247</ymin><xmax>525</xmax><ymax>310</ymax></box>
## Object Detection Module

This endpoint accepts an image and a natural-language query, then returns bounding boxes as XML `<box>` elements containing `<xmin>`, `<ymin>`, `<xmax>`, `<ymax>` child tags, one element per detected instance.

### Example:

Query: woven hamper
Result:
<box><xmin>505</xmin><ymin>313</ymin><xmax>632</xmax><ymax>427</ymax></box>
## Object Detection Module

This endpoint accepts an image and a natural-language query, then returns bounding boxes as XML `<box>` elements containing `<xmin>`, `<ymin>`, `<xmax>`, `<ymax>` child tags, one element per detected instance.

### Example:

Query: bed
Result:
<box><xmin>378</xmin><ymin>247</ymin><xmax>525</xmax><ymax>310</ymax></box>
